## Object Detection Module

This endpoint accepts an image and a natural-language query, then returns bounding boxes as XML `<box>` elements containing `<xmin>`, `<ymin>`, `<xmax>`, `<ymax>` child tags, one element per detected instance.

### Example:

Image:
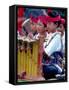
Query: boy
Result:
<box><xmin>57</xmin><ymin>18</ymin><xmax>65</xmax><ymax>53</ymax></box>
<box><xmin>33</xmin><ymin>16</ymin><xmax>47</xmax><ymax>77</ymax></box>
<box><xmin>42</xmin><ymin>11</ymin><xmax>64</xmax><ymax>80</ymax></box>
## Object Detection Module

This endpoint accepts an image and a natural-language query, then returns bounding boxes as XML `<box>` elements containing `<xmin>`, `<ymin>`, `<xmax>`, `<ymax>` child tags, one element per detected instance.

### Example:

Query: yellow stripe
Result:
<box><xmin>18</xmin><ymin>48</ymin><xmax>21</xmax><ymax>75</ymax></box>
<box><xmin>28</xmin><ymin>45</ymin><xmax>32</xmax><ymax>77</ymax></box>
<box><xmin>32</xmin><ymin>41</ymin><xmax>39</xmax><ymax>77</ymax></box>
<box><xmin>20</xmin><ymin>49</ymin><xmax>25</xmax><ymax>73</ymax></box>
<box><xmin>23</xmin><ymin>48</ymin><xmax>26</xmax><ymax>72</ymax></box>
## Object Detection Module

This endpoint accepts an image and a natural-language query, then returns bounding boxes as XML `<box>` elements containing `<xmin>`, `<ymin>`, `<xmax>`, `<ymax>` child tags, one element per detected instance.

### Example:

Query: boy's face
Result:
<box><xmin>46</xmin><ymin>21</ymin><xmax>57</xmax><ymax>32</ymax></box>
<box><xmin>30</xmin><ymin>20</ymin><xmax>36</xmax><ymax>31</ymax></box>
<box><xmin>59</xmin><ymin>24</ymin><xmax>65</xmax><ymax>32</ymax></box>
<box><xmin>57</xmin><ymin>24</ymin><xmax>65</xmax><ymax>34</ymax></box>
<box><xmin>36</xmin><ymin>20</ymin><xmax>44</xmax><ymax>33</ymax></box>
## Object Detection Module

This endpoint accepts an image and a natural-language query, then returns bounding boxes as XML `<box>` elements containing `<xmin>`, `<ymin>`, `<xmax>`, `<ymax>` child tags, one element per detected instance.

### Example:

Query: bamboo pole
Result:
<box><xmin>20</xmin><ymin>42</ymin><xmax>25</xmax><ymax>73</ymax></box>
<box><xmin>24</xmin><ymin>42</ymin><xmax>27</xmax><ymax>76</ymax></box>
<box><xmin>18</xmin><ymin>47</ymin><xmax>21</xmax><ymax>75</ymax></box>
<box><xmin>32</xmin><ymin>41</ymin><xmax>39</xmax><ymax>77</ymax></box>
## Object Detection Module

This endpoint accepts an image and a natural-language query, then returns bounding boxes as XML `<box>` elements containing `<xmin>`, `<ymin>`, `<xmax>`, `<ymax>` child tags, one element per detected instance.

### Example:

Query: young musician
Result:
<box><xmin>57</xmin><ymin>18</ymin><xmax>65</xmax><ymax>53</ymax></box>
<box><xmin>42</xmin><ymin>11</ymin><xmax>64</xmax><ymax>80</ymax></box>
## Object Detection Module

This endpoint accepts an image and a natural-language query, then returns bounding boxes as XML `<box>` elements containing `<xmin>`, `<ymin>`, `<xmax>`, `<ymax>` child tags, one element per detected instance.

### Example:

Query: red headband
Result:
<box><xmin>46</xmin><ymin>15</ymin><xmax>61</xmax><ymax>22</ymax></box>
<box><xmin>30</xmin><ymin>16</ymin><xmax>38</xmax><ymax>23</ymax></box>
<box><xmin>38</xmin><ymin>16</ymin><xmax>47</xmax><ymax>25</ymax></box>
<box><xmin>30</xmin><ymin>15</ymin><xmax>61</xmax><ymax>25</ymax></box>
<box><xmin>60</xmin><ymin>18</ymin><xmax>65</xmax><ymax>24</ymax></box>
<box><xmin>30</xmin><ymin>15</ymin><xmax>47</xmax><ymax>24</ymax></box>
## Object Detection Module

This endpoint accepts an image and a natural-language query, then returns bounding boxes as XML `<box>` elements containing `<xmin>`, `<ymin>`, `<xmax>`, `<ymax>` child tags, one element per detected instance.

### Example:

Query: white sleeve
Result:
<box><xmin>43</xmin><ymin>34</ymin><xmax>61</xmax><ymax>56</ymax></box>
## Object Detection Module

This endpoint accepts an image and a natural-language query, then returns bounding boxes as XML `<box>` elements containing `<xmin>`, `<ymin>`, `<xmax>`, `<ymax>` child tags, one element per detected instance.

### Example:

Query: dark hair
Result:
<box><xmin>48</xmin><ymin>11</ymin><xmax>61</xmax><ymax>27</ymax></box>
<box><xmin>48</xmin><ymin>11</ymin><xmax>59</xmax><ymax>17</ymax></box>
